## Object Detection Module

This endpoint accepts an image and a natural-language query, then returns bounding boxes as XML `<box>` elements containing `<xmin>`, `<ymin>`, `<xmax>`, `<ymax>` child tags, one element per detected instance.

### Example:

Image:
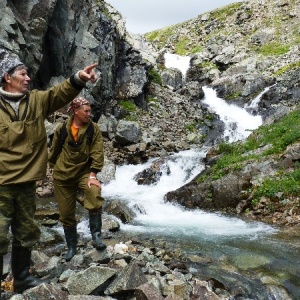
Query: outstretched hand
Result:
<box><xmin>79</xmin><ymin>63</ymin><xmax>98</xmax><ymax>83</ymax></box>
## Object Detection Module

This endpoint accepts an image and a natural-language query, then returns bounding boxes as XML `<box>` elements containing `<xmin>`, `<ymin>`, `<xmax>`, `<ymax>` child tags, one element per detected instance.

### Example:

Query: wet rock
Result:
<box><xmin>134</xmin><ymin>282</ymin><xmax>164</xmax><ymax>300</ymax></box>
<box><xmin>31</xmin><ymin>251</ymin><xmax>63</xmax><ymax>278</ymax></box>
<box><xmin>163</xmin><ymin>279</ymin><xmax>192</xmax><ymax>300</ymax></box>
<box><xmin>267</xmin><ymin>284</ymin><xmax>294</xmax><ymax>300</ymax></box>
<box><xmin>102</xmin><ymin>214</ymin><xmax>120</xmax><ymax>232</ymax></box>
<box><xmin>104</xmin><ymin>200</ymin><xmax>137</xmax><ymax>224</ymax></box>
<box><xmin>191</xmin><ymin>280</ymin><xmax>221</xmax><ymax>300</ymax></box>
<box><xmin>133</xmin><ymin>157</ymin><xmax>170</xmax><ymax>185</ymax></box>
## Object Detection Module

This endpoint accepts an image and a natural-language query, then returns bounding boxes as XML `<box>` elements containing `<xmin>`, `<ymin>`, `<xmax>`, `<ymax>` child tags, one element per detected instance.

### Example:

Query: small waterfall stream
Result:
<box><xmin>202</xmin><ymin>86</ymin><xmax>263</xmax><ymax>142</ymax></box>
<box><xmin>99</xmin><ymin>86</ymin><xmax>299</xmax><ymax>297</ymax></box>
<box><xmin>102</xmin><ymin>148</ymin><xmax>275</xmax><ymax>240</ymax></box>
<box><xmin>97</xmin><ymin>54</ymin><xmax>300</xmax><ymax>298</ymax></box>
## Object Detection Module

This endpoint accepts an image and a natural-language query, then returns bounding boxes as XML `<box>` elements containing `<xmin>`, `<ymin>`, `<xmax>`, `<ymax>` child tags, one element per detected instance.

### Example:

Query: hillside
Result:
<box><xmin>145</xmin><ymin>0</ymin><xmax>299</xmax><ymax>102</ymax></box>
<box><xmin>139</xmin><ymin>0</ymin><xmax>300</xmax><ymax>227</ymax></box>
<box><xmin>1</xmin><ymin>0</ymin><xmax>300</xmax><ymax>299</ymax></box>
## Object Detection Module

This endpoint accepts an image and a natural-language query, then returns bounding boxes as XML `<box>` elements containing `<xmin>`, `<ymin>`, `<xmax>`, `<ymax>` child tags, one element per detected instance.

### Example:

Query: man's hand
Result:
<box><xmin>79</xmin><ymin>63</ymin><xmax>98</xmax><ymax>83</ymax></box>
<box><xmin>88</xmin><ymin>177</ymin><xmax>102</xmax><ymax>189</ymax></box>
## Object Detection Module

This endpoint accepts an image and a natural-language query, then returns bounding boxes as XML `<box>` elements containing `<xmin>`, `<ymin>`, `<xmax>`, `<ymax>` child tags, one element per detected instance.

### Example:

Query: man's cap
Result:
<box><xmin>0</xmin><ymin>50</ymin><xmax>24</xmax><ymax>82</ymax></box>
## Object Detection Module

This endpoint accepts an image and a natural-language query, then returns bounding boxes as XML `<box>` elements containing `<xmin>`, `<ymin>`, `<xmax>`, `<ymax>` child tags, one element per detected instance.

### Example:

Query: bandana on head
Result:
<box><xmin>67</xmin><ymin>97</ymin><xmax>90</xmax><ymax>113</ymax></box>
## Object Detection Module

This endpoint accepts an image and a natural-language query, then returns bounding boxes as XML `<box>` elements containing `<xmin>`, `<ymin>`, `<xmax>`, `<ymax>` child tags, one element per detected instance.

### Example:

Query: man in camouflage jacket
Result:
<box><xmin>49</xmin><ymin>97</ymin><xmax>106</xmax><ymax>262</ymax></box>
<box><xmin>0</xmin><ymin>49</ymin><xmax>98</xmax><ymax>294</ymax></box>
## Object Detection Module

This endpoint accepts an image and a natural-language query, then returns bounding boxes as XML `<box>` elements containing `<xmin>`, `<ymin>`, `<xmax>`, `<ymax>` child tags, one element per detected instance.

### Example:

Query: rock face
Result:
<box><xmin>3</xmin><ymin>0</ymin><xmax>299</xmax><ymax>225</ymax></box>
<box><xmin>0</xmin><ymin>0</ymin><xmax>150</xmax><ymax>121</ymax></box>
<box><xmin>2</xmin><ymin>1</ymin><xmax>300</xmax><ymax>298</ymax></box>
<box><xmin>3</xmin><ymin>0</ymin><xmax>300</xmax><ymax>166</ymax></box>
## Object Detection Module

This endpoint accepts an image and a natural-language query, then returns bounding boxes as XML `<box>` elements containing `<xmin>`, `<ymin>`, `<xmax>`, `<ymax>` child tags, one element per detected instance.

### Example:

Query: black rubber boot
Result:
<box><xmin>63</xmin><ymin>226</ymin><xmax>77</xmax><ymax>261</ymax></box>
<box><xmin>11</xmin><ymin>245</ymin><xmax>48</xmax><ymax>293</ymax></box>
<box><xmin>0</xmin><ymin>255</ymin><xmax>3</xmax><ymax>299</ymax></box>
<box><xmin>89</xmin><ymin>209</ymin><xmax>107</xmax><ymax>251</ymax></box>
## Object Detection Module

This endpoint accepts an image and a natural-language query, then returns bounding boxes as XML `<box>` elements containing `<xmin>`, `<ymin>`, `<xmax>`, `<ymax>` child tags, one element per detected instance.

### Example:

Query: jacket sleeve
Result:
<box><xmin>32</xmin><ymin>74</ymin><xmax>85</xmax><ymax>119</ymax></box>
<box><xmin>48</xmin><ymin>123</ymin><xmax>63</xmax><ymax>168</ymax></box>
<box><xmin>89</xmin><ymin>124</ymin><xmax>104</xmax><ymax>173</ymax></box>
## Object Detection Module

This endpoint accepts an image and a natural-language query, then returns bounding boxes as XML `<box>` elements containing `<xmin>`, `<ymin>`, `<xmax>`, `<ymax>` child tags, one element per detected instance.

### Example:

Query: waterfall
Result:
<box><xmin>79</xmin><ymin>53</ymin><xmax>275</xmax><ymax>241</ymax></box>
<box><xmin>74</xmin><ymin>53</ymin><xmax>299</xmax><ymax>298</ymax></box>
<box><xmin>202</xmin><ymin>86</ymin><xmax>263</xmax><ymax>142</ymax></box>
<box><xmin>102</xmin><ymin>148</ymin><xmax>274</xmax><ymax>241</ymax></box>
<box><xmin>245</xmin><ymin>83</ymin><xmax>276</xmax><ymax>109</ymax></box>
<box><xmin>100</xmin><ymin>58</ymin><xmax>276</xmax><ymax>240</ymax></box>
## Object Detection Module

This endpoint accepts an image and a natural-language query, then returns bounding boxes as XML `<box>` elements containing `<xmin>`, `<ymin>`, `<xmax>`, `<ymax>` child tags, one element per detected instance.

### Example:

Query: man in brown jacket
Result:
<box><xmin>49</xmin><ymin>97</ymin><xmax>106</xmax><ymax>262</ymax></box>
<box><xmin>0</xmin><ymin>50</ymin><xmax>98</xmax><ymax>295</ymax></box>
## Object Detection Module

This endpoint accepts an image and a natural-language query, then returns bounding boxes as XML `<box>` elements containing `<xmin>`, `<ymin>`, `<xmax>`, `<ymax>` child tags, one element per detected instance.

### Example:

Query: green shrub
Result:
<box><xmin>253</xmin><ymin>168</ymin><xmax>300</xmax><ymax>201</ymax></box>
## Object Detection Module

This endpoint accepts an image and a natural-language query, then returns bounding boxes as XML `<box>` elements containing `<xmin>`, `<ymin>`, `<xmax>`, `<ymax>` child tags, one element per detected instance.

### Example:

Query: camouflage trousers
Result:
<box><xmin>54</xmin><ymin>174</ymin><xmax>104</xmax><ymax>227</ymax></box>
<box><xmin>0</xmin><ymin>182</ymin><xmax>41</xmax><ymax>255</ymax></box>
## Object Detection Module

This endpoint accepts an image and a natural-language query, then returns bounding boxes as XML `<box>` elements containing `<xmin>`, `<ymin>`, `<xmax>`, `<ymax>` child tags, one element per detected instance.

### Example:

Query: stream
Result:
<box><xmin>97</xmin><ymin>54</ymin><xmax>300</xmax><ymax>299</ymax></box>
<box><xmin>98</xmin><ymin>147</ymin><xmax>300</xmax><ymax>299</ymax></box>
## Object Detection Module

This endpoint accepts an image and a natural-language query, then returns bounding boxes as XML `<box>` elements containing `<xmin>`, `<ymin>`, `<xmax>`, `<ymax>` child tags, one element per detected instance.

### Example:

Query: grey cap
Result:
<box><xmin>0</xmin><ymin>52</ymin><xmax>24</xmax><ymax>82</ymax></box>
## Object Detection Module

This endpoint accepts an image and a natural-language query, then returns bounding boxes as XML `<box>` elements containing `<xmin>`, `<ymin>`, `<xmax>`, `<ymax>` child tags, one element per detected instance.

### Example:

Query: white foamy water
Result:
<box><xmin>101</xmin><ymin>149</ymin><xmax>275</xmax><ymax>241</ymax></box>
<box><xmin>78</xmin><ymin>53</ymin><xmax>276</xmax><ymax>241</ymax></box>
<box><xmin>202</xmin><ymin>86</ymin><xmax>263</xmax><ymax>142</ymax></box>
<box><xmin>245</xmin><ymin>83</ymin><xmax>276</xmax><ymax>109</ymax></box>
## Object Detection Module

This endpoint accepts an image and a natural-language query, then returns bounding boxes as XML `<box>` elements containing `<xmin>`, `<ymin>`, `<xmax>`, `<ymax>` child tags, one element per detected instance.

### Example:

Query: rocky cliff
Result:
<box><xmin>2</xmin><ymin>0</ymin><xmax>300</xmax><ymax>299</ymax></box>
<box><xmin>2</xmin><ymin>0</ymin><xmax>300</xmax><ymax>225</ymax></box>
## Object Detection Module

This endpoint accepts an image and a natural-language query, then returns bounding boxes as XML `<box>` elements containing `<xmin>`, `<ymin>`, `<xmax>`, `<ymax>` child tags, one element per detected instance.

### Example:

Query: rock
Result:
<box><xmin>104</xmin><ymin>200</ymin><xmax>137</xmax><ymax>224</ymax></box>
<box><xmin>115</xmin><ymin>120</ymin><xmax>142</xmax><ymax>146</ymax></box>
<box><xmin>66</xmin><ymin>266</ymin><xmax>116</xmax><ymax>295</ymax></box>
<box><xmin>105</xmin><ymin>261</ymin><xmax>148</xmax><ymax>295</ymax></box>
<box><xmin>134</xmin><ymin>282</ymin><xmax>164</xmax><ymax>300</ymax></box>
<box><xmin>22</xmin><ymin>283</ymin><xmax>68</xmax><ymax>300</ymax></box>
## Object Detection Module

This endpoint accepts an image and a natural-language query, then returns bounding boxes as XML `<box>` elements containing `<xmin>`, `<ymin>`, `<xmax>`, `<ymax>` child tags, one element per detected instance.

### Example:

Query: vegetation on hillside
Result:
<box><xmin>144</xmin><ymin>1</ymin><xmax>299</xmax><ymax>60</ymax></box>
<box><xmin>200</xmin><ymin>109</ymin><xmax>300</xmax><ymax>208</ymax></box>
<box><xmin>144</xmin><ymin>0</ymin><xmax>300</xmax><ymax>218</ymax></box>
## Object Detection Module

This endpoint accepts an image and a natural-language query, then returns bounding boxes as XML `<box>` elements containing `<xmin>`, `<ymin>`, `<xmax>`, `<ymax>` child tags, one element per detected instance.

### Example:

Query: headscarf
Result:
<box><xmin>67</xmin><ymin>97</ymin><xmax>90</xmax><ymax>113</ymax></box>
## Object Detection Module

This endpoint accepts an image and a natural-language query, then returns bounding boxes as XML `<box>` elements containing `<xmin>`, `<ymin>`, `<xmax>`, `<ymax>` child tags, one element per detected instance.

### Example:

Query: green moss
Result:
<box><xmin>173</xmin><ymin>37</ymin><xmax>191</xmax><ymax>55</ymax></box>
<box><xmin>185</xmin><ymin>123</ymin><xmax>196</xmax><ymax>133</ymax></box>
<box><xmin>148</xmin><ymin>68</ymin><xmax>162</xmax><ymax>85</ymax></box>
<box><xmin>147</xmin><ymin>96</ymin><xmax>158</xmax><ymax>103</ymax></box>
<box><xmin>255</xmin><ymin>42</ymin><xmax>290</xmax><ymax>56</ymax></box>
<box><xmin>119</xmin><ymin>100</ymin><xmax>136</xmax><ymax>112</ymax></box>
<box><xmin>226</xmin><ymin>91</ymin><xmax>242</xmax><ymax>100</ymax></box>
<box><xmin>190</xmin><ymin>46</ymin><xmax>203</xmax><ymax>54</ymax></box>
<box><xmin>125</xmin><ymin>114</ymin><xmax>139</xmax><ymax>121</ymax></box>
<box><xmin>252</xmin><ymin>166</ymin><xmax>300</xmax><ymax>202</ymax></box>
<box><xmin>144</xmin><ymin>26</ymin><xmax>175</xmax><ymax>43</ymax></box>
<box><xmin>274</xmin><ymin>61</ymin><xmax>300</xmax><ymax>76</ymax></box>
<box><xmin>208</xmin><ymin>2</ymin><xmax>244</xmax><ymax>22</ymax></box>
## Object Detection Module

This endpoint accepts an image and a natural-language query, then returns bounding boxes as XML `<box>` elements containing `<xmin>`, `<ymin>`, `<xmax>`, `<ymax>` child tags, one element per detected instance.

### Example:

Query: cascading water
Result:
<box><xmin>101</xmin><ymin>53</ymin><xmax>274</xmax><ymax>240</ymax></box>
<box><xmin>202</xmin><ymin>86</ymin><xmax>263</xmax><ymax>142</ymax></box>
<box><xmin>83</xmin><ymin>53</ymin><xmax>299</xmax><ymax>298</ymax></box>
<box><xmin>102</xmin><ymin>149</ymin><xmax>275</xmax><ymax>240</ymax></box>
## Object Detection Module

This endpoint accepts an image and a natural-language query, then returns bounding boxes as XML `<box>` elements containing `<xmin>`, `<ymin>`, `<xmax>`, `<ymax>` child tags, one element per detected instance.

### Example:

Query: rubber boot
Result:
<box><xmin>89</xmin><ymin>209</ymin><xmax>107</xmax><ymax>251</ymax></box>
<box><xmin>11</xmin><ymin>245</ymin><xmax>48</xmax><ymax>293</ymax></box>
<box><xmin>63</xmin><ymin>226</ymin><xmax>77</xmax><ymax>261</ymax></box>
<box><xmin>0</xmin><ymin>255</ymin><xmax>3</xmax><ymax>299</ymax></box>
